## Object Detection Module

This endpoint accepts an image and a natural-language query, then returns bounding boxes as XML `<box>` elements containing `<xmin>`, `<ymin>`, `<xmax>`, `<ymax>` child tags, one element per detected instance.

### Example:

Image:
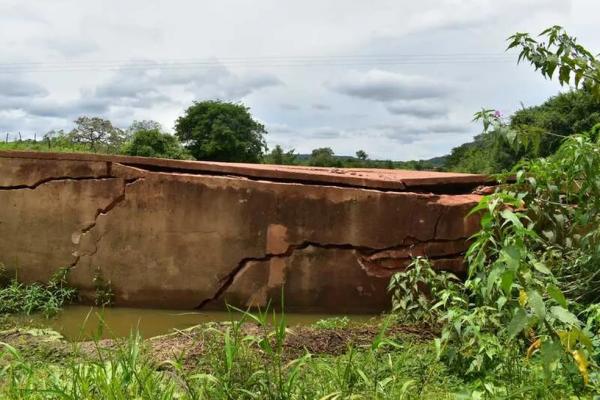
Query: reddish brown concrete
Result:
<box><xmin>0</xmin><ymin>151</ymin><xmax>487</xmax><ymax>312</ymax></box>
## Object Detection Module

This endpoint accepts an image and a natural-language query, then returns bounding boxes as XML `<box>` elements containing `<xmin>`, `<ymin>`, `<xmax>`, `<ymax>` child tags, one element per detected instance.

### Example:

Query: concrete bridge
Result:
<box><xmin>0</xmin><ymin>151</ymin><xmax>487</xmax><ymax>312</ymax></box>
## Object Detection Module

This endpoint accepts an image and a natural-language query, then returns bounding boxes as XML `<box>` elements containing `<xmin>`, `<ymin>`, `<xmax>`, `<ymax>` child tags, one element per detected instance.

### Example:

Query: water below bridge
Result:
<box><xmin>11</xmin><ymin>306</ymin><xmax>377</xmax><ymax>340</ymax></box>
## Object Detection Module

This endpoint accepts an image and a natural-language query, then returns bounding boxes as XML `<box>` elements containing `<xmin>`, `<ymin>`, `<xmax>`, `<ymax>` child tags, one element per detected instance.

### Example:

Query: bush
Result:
<box><xmin>0</xmin><ymin>267</ymin><xmax>77</xmax><ymax>317</ymax></box>
<box><xmin>122</xmin><ymin>129</ymin><xmax>189</xmax><ymax>160</ymax></box>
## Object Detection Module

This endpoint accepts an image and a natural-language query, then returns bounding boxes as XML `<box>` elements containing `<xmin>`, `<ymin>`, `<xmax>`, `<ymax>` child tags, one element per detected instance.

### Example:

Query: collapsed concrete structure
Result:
<box><xmin>0</xmin><ymin>151</ymin><xmax>489</xmax><ymax>312</ymax></box>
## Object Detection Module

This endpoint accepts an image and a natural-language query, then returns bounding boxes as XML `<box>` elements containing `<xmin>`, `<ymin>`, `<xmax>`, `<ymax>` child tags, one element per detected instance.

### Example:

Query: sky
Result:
<box><xmin>0</xmin><ymin>0</ymin><xmax>599</xmax><ymax>161</ymax></box>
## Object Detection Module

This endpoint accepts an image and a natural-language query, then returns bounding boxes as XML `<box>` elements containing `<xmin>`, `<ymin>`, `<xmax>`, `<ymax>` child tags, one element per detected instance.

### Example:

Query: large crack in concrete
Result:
<box><xmin>70</xmin><ymin>177</ymin><xmax>144</xmax><ymax>269</ymax></box>
<box><xmin>0</xmin><ymin>175</ymin><xmax>114</xmax><ymax>191</ymax></box>
<box><xmin>196</xmin><ymin>238</ymin><xmax>468</xmax><ymax>309</ymax></box>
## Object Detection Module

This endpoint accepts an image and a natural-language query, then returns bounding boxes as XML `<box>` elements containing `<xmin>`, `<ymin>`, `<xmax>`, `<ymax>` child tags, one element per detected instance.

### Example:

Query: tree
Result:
<box><xmin>309</xmin><ymin>147</ymin><xmax>341</xmax><ymax>167</ymax></box>
<box><xmin>70</xmin><ymin>116</ymin><xmax>126</xmax><ymax>153</ymax></box>
<box><xmin>444</xmin><ymin>90</ymin><xmax>600</xmax><ymax>173</ymax></box>
<box><xmin>127</xmin><ymin>120</ymin><xmax>163</xmax><ymax>134</ymax></box>
<box><xmin>122</xmin><ymin>123</ymin><xmax>189</xmax><ymax>160</ymax></box>
<box><xmin>268</xmin><ymin>145</ymin><xmax>285</xmax><ymax>164</ymax></box>
<box><xmin>174</xmin><ymin>100</ymin><xmax>267</xmax><ymax>163</ymax></box>
<box><xmin>265</xmin><ymin>145</ymin><xmax>298</xmax><ymax>165</ymax></box>
<box><xmin>355</xmin><ymin>150</ymin><xmax>368</xmax><ymax>161</ymax></box>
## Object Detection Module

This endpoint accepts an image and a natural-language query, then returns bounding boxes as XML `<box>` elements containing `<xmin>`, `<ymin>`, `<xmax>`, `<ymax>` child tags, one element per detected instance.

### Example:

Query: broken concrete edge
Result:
<box><xmin>0</xmin><ymin>150</ymin><xmax>494</xmax><ymax>193</ymax></box>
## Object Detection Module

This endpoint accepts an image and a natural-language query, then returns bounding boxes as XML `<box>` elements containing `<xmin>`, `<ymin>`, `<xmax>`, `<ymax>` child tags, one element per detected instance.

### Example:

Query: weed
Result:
<box><xmin>313</xmin><ymin>316</ymin><xmax>350</xmax><ymax>330</ymax></box>
<box><xmin>93</xmin><ymin>267</ymin><xmax>114</xmax><ymax>307</ymax></box>
<box><xmin>388</xmin><ymin>257</ymin><xmax>461</xmax><ymax>325</ymax></box>
<box><xmin>0</xmin><ymin>267</ymin><xmax>77</xmax><ymax>317</ymax></box>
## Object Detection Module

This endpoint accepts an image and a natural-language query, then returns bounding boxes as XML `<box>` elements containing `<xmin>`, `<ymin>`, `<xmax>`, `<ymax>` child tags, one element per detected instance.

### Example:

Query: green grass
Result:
<box><xmin>0</xmin><ymin>267</ymin><xmax>77</xmax><ymax>317</ymax></box>
<box><xmin>0</xmin><ymin>312</ymin><xmax>594</xmax><ymax>399</ymax></box>
<box><xmin>0</xmin><ymin>140</ymin><xmax>92</xmax><ymax>154</ymax></box>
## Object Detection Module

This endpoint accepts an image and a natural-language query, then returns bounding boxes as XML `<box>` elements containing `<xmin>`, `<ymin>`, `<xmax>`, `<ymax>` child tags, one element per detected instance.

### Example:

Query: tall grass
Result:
<box><xmin>0</xmin><ymin>306</ymin><xmax>589</xmax><ymax>398</ymax></box>
<box><xmin>0</xmin><ymin>331</ymin><xmax>453</xmax><ymax>399</ymax></box>
<box><xmin>0</xmin><ymin>267</ymin><xmax>77</xmax><ymax>317</ymax></box>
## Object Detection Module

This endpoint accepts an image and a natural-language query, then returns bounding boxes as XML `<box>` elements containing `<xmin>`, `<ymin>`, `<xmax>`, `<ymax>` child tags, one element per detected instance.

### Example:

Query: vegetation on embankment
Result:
<box><xmin>444</xmin><ymin>89</ymin><xmax>600</xmax><ymax>173</ymax></box>
<box><xmin>0</xmin><ymin>266</ymin><xmax>77</xmax><ymax>317</ymax></box>
<box><xmin>0</xmin><ymin>315</ymin><xmax>589</xmax><ymax>399</ymax></box>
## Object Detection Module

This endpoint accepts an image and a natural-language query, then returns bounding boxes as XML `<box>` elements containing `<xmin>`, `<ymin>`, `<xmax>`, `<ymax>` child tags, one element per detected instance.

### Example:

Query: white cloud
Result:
<box><xmin>328</xmin><ymin>70</ymin><xmax>453</xmax><ymax>102</ymax></box>
<box><xmin>0</xmin><ymin>0</ymin><xmax>597</xmax><ymax>159</ymax></box>
<box><xmin>0</xmin><ymin>76</ymin><xmax>48</xmax><ymax>97</ymax></box>
<box><xmin>385</xmin><ymin>100</ymin><xmax>448</xmax><ymax>118</ymax></box>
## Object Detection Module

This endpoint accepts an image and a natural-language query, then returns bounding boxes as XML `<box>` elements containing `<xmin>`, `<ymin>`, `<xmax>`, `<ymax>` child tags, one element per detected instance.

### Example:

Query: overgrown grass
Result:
<box><xmin>0</xmin><ymin>266</ymin><xmax>77</xmax><ymax>317</ymax></box>
<box><xmin>0</xmin><ymin>140</ymin><xmax>92</xmax><ymax>154</ymax></box>
<box><xmin>0</xmin><ymin>309</ymin><xmax>595</xmax><ymax>399</ymax></box>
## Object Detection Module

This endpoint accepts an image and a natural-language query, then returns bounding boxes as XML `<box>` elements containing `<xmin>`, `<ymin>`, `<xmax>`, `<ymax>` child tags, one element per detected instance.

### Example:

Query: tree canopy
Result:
<box><xmin>264</xmin><ymin>145</ymin><xmax>298</xmax><ymax>165</ymax></box>
<box><xmin>174</xmin><ymin>100</ymin><xmax>267</xmax><ymax>163</ymax></box>
<box><xmin>69</xmin><ymin>116</ymin><xmax>127</xmax><ymax>153</ymax></box>
<box><xmin>445</xmin><ymin>89</ymin><xmax>600</xmax><ymax>173</ymax></box>
<box><xmin>122</xmin><ymin>121</ymin><xmax>189</xmax><ymax>160</ymax></box>
<box><xmin>309</xmin><ymin>147</ymin><xmax>341</xmax><ymax>167</ymax></box>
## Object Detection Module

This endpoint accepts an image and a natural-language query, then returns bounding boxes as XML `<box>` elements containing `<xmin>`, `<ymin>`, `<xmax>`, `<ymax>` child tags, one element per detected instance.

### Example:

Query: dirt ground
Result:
<box><xmin>0</xmin><ymin>321</ymin><xmax>434</xmax><ymax>366</ymax></box>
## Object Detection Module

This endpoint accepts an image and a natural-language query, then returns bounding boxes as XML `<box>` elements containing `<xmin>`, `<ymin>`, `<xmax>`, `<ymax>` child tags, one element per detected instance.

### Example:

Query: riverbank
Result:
<box><xmin>0</xmin><ymin>318</ymin><xmax>460</xmax><ymax>399</ymax></box>
<box><xmin>0</xmin><ymin>316</ymin><xmax>586</xmax><ymax>399</ymax></box>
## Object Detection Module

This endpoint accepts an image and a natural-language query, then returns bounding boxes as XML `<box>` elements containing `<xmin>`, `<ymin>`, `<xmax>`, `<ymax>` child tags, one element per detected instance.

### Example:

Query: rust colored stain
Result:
<box><xmin>0</xmin><ymin>151</ymin><xmax>489</xmax><ymax>312</ymax></box>
<box><xmin>266</xmin><ymin>224</ymin><xmax>289</xmax><ymax>254</ymax></box>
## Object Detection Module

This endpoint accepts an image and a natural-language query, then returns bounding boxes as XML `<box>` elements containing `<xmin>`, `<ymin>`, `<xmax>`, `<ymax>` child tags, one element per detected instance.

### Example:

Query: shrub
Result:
<box><xmin>0</xmin><ymin>267</ymin><xmax>77</xmax><ymax>317</ymax></box>
<box><xmin>122</xmin><ymin>128</ymin><xmax>189</xmax><ymax>160</ymax></box>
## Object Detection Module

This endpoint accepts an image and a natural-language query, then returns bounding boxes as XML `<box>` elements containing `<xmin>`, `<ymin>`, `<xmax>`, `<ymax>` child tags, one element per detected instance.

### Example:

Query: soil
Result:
<box><xmin>0</xmin><ymin>321</ymin><xmax>435</xmax><ymax>367</ymax></box>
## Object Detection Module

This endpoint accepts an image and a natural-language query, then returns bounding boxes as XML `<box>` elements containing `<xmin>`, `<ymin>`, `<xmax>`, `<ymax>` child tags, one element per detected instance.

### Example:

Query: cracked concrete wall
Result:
<box><xmin>0</xmin><ymin>153</ymin><xmax>484</xmax><ymax>312</ymax></box>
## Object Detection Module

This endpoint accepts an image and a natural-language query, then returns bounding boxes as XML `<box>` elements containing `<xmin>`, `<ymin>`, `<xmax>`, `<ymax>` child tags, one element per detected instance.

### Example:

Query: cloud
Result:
<box><xmin>94</xmin><ymin>62</ymin><xmax>281</xmax><ymax>103</ymax></box>
<box><xmin>310</xmin><ymin>126</ymin><xmax>342</xmax><ymax>139</ymax></box>
<box><xmin>267</xmin><ymin>122</ymin><xmax>294</xmax><ymax>134</ymax></box>
<box><xmin>0</xmin><ymin>61</ymin><xmax>282</xmax><ymax>128</ymax></box>
<box><xmin>371</xmin><ymin>119</ymin><xmax>472</xmax><ymax>143</ymax></box>
<box><xmin>42</xmin><ymin>37</ymin><xmax>100</xmax><ymax>57</ymax></box>
<box><xmin>327</xmin><ymin>69</ymin><xmax>453</xmax><ymax>102</ymax></box>
<box><xmin>25</xmin><ymin>97</ymin><xmax>112</xmax><ymax>118</ymax></box>
<box><xmin>280</xmin><ymin>103</ymin><xmax>300</xmax><ymax>111</ymax></box>
<box><xmin>312</xmin><ymin>103</ymin><xmax>331</xmax><ymax>110</ymax></box>
<box><xmin>385</xmin><ymin>100</ymin><xmax>448</xmax><ymax>118</ymax></box>
<box><xmin>0</xmin><ymin>4</ymin><xmax>49</xmax><ymax>25</ymax></box>
<box><xmin>0</xmin><ymin>76</ymin><xmax>48</xmax><ymax>97</ymax></box>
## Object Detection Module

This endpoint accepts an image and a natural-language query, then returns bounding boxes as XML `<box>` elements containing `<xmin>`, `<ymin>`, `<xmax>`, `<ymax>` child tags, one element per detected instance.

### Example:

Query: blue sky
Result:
<box><xmin>0</xmin><ymin>0</ymin><xmax>598</xmax><ymax>160</ymax></box>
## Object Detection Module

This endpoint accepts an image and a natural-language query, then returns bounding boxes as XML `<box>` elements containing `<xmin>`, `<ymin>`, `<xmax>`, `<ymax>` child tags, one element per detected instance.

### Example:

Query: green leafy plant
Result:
<box><xmin>387</xmin><ymin>27</ymin><xmax>600</xmax><ymax>393</ymax></box>
<box><xmin>508</xmin><ymin>25</ymin><xmax>600</xmax><ymax>96</ymax></box>
<box><xmin>93</xmin><ymin>267</ymin><xmax>114</xmax><ymax>307</ymax></box>
<box><xmin>313</xmin><ymin>316</ymin><xmax>350</xmax><ymax>330</ymax></box>
<box><xmin>388</xmin><ymin>257</ymin><xmax>461</xmax><ymax>326</ymax></box>
<box><xmin>0</xmin><ymin>267</ymin><xmax>77</xmax><ymax>317</ymax></box>
<box><xmin>436</xmin><ymin>26</ymin><xmax>600</xmax><ymax>388</ymax></box>
<box><xmin>122</xmin><ymin>121</ymin><xmax>190</xmax><ymax>160</ymax></box>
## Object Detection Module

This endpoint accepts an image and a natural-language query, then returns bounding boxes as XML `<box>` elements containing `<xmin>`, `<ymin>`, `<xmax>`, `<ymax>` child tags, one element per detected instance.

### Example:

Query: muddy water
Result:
<box><xmin>14</xmin><ymin>306</ymin><xmax>376</xmax><ymax>341</ymax></box>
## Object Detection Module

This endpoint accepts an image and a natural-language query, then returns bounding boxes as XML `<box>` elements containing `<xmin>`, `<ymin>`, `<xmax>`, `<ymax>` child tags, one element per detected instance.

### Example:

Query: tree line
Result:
<box><xmin>0</xmin><ymin>100</ymin><xmax>398</xmax><ymax>169</ymax></box>
<box><xmin>3</xmin><ymin>86</ymin><xmax>598</xmax><ymax>173</ymax></box>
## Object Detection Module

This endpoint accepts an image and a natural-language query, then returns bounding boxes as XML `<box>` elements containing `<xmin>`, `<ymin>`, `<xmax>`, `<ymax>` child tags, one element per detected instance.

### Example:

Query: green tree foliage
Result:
<box><xmin>127</xmin><ymin>120</ymin><xmax>162</xmax><ymax>134</ymax></box>
<box><xmin>122</xmin><ymin>121</ymin><xmax>189</xmax><ymax>160</ymax></box>
<box><xmin>70</xmin><ymin>116</ymin><xmax>128</xmax><ymax>153</ymax></box>
<box><xmin>174</xmin><ymin>100</ymin><xmax>267</xmax><ymax>163</ymax></box>
<box><xmin>508</xmin><ymin>25</ymin><xmax>600</xmax><ymax>96</ymax></box>
<box><xmin>445</xmin><ymin>26</ymin><xmax>600</xmax><ymax>174</ymax></box>
<box><xmin>390</xmin><ymin>27</ymin><xmax>600</xmax><ymax>391</ymax></box>
<box><xmin>309</xmin><ymin>147</ymin><xmax>341</xmax><ymax>167</ymax></box>
<box><xmin>445</xmin><ymin>90</ymin><xmax>600</xmax><ymax>173</ymax></box>
<box><xmin>264</xmin><ymin>145</ymin><xmax>298</xmax><ymax>165</ymax></box>
<box><xmin>355</xmin><ymin>149</ymin><xmax>368</xmax><ymax>161</ymax></box>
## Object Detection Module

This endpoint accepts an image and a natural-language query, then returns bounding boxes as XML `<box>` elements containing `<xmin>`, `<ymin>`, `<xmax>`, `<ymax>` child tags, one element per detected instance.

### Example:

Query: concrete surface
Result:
<box><xmin>0</xmin><ymin>151</ymin><xmax>487</xmax><ymax>312</ymax></box>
